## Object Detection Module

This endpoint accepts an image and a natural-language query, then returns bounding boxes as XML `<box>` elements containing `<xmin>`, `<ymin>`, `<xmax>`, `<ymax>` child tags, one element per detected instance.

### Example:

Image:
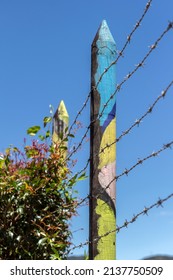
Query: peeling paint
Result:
<box><xmin>95</xmin><ymin>198</ymin><xmax>116</xmax><ymax>260</ymax></box>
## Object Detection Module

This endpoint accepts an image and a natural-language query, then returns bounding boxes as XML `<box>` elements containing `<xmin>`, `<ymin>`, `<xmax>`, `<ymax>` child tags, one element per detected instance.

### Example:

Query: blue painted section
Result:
<box><xmin>102</xmin><ymin>103</ymin><xmax>116</xmax><ymax>133</ymax></box>
<box><xmin>94</xmin><ymin>21</ymin><xmax>116</xmax><ymax>126</ymax></box>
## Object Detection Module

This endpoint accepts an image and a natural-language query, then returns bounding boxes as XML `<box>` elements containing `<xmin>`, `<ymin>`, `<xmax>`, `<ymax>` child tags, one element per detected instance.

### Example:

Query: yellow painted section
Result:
<box><xmin>52</xmin><ymin>100</ymin><xmax>69</xmax><ymax>159</ymax></box>
<box><xmin>58</xmin><ymin>100</ymin><xmax>69</xmax><ymax>125</ymax></box>
<box><xmin>98</xmin><ymin>118</ymin><xmax>116</xmax><ymax>169</ymax></box>
<box><xmin>95</xmin><ymin>198</ymin><xmax>116</xmax><ymax>260</ymax></box>
<box><xmin>52</xmin><ymin>131</ymin><xmax>59</xmax><ymax>144</ymax></box>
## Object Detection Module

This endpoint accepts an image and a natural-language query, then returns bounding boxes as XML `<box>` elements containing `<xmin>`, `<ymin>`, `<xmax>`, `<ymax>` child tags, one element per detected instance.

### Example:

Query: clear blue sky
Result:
<box><xmin>1</xmin><ymin>0</ymin><xmax>173</xmax><ymax>260</ymax></box>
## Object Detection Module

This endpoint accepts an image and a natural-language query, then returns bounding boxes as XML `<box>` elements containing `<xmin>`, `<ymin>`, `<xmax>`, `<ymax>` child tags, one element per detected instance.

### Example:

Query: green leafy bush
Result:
<box><xmin>0</xmin><ymin>119</ymin><xmax>81</xmax><ymax>260</ymax></box>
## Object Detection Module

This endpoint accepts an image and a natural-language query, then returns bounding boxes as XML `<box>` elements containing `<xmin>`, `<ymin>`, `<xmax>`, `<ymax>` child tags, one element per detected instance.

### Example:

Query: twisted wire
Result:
<box><xmin>66</xmin><ymin>22</ymin><xmax>173</xmax><ymax>163</ymax></box>
<box><xmin>68</xmin><ymin>192</ymin><xmax>173</xmax><ymax>253</ymax></box>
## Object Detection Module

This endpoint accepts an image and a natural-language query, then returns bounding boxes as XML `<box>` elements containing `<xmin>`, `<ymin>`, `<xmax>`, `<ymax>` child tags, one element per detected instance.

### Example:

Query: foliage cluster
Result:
<box><xmin>0</xmin><ymin>117</ymin><xmax>82</xmax><ymax>259</ymax></box>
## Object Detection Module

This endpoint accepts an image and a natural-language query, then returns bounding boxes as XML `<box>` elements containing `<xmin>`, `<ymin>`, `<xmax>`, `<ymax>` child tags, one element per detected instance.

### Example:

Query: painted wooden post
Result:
<box><xmin>89</xmin><ymin>20</ymin><xmax>116</xmax><ymax>260</ymax></box>
<box><xmin>52</xmin><ymin>100</ymin><xmax>69</xmax><ymax>151</ymax></box>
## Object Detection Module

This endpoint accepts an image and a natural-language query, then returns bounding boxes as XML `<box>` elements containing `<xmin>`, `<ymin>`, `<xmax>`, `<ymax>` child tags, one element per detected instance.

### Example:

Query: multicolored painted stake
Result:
<box><xmin>89</xmin><ymin>20</ymin><xmax>116</xmax><ymax>260</ymax></box>
<box><xmin>52</xmin><ymin>100</ymin><xmax>69</xmax><ymax>153</ymax></box>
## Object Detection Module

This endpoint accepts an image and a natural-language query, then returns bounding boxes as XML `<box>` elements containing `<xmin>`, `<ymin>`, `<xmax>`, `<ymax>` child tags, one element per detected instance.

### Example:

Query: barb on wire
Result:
<box><xmin>116</xmin><ymin>192</ymin><xmax>173</xmax><ymax>232</ymax></box>
<box><xmin>80</xmin><ymin>140</ymin><xmax>173</xmax><ymax>204</ymax></box>
<box><xmin>68</xmin><ymin>93</ymin><xmax>91</xmax><ymax>136</ymax></box>
<box><xmin>76</xmin><ymin>194</ymin><xmax>90</xmax><ymax>207</ymax></box>
<box><xmin>66</xmin><ymin>123</ymin><xmax>91</xmax><ymax>162</ymax></box>
<box><xmin>116</xmin><ymin>140</ymin><xmax>173</xmax><ymax>181</ymax></box>
<box><xmin>80</xmin><ymin>140</ymin><xmax>173</xmax><ymax>206</ymax></box>
<box><xmin>68</xmin><ymin>192</ymin><xmax>173</xmax><ymax>254</ymax></box>
<box><xmin>101</xmin><ymin>140</ymin><xmax>173</xmax><ymax>195</ymax></box>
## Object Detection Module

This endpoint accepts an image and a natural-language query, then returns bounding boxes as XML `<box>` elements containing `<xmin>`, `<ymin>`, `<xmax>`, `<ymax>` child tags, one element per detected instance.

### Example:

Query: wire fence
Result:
<box><xmin>66</xmin><ymin>20</ymin><xmax>173</xmax><ymax>164</ymax></box>
<box><xmin>68</xmin><ymin>192</ymin><xmax>173</xmax><ymax>254</ymax></box>
<box><xmin>59</xmin><ymin>0</ymin><xmax>153</xmax><ymax>160</ymax></box>
<box><xmin>64</xmin><ymin>0</ymin><xmax>173</xmax><ymax>258</ymax></box>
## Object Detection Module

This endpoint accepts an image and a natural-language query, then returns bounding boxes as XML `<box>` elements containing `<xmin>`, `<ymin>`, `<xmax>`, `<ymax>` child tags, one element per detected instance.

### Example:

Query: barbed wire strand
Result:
<box><xmin>67</xmin><ymin>78</ymin><xmax>173</xmax><ymax>187</ymax></box>
<box><xmin>59</xmin><ymin>0</ymin><xmax>153</xmax><ymax>151</ymax></box>
<box><xmin>76</xmin><ymin>139</ymin><xmax>173</xmax><ymax>206</ymax></box>
<box><xmin>104</xmin><ymin>140</ymin><xmax>173</xmax><ymax>193</ymax></box>
<box><xmin>66</xmin><ymin>22</ymin><xmax>173</xmax><ymax>164</ymax></box>
<box><xmin>68</xmin><ymin>192</ymin><xmax>173</xmax><ymax>254</ymax></box>
<box><xmin>70</xmin><ymin>82</ymin><xmax>173</xmax><ymax>206</ymax></box>
<box><xmin>99</xmin><ymin>79</ymin><xmax>173</xmax><ymax>154</ymax></box>
<box><xmin>95</xmin><ymin>0</ymin><xmax>153</xmax><ymax>88</ymax></box>
<box><xmin>98</xmin><ymin>21</ymin><xmax>173</xmax><ymax>121</ymax></box>
<box><xmin>66</xmin><ymin>19</ymin><xmax>173</xmax><ymax>257</ymax></box>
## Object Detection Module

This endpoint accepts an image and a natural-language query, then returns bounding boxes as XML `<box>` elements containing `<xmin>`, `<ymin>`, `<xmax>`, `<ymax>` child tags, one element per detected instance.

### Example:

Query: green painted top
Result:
<box><xmin>92</xmin><ymin>20</ymin><xmax>115</xmax><ymax>44</ymax></box>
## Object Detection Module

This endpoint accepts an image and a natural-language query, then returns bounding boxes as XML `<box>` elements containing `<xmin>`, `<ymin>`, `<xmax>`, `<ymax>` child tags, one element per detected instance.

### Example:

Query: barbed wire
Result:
<box><xmin>69</xmin><ymin>80</ymin><xmax>173</xmax><ymax>206</ymax></box>
<box><xmin>68</xmin><ymin>192</ymin><xmax>173</xmax><ymax>254</ymax></box>
<box><xmin>99</xmin><ymin>79</ymin><xmax>173</xmax><ymax>154</ymax></box>
<box><xmin>68</xmin><ymin>78</ymin><xmax>173</xmax><ymax>187</ymax></box>
<box><xmin>98</xmin><ymin>21</ymin><xmax>173</xmax><ymax>121</ymax></box>
<box><xmin>65</xmin><ymin>24</ymin><xmax>173</xmax><ymax>196</ymax></box>
<box><xmin>66</xmin><ymin>21</ymin><xmax>173</xmax><ymax>163</ymax></box>
<box><xmin>65</xmin><ymin>3</ymin><xmax>173</xmax><ymax>258</ymax></box>
<box><xmin>117</xmin><ymin>140</ymin><xmax>173</xmax><ymax>180</ymax></box>
<box><xmin>116</xmin><ymin>193</ymin><xmax>173</xmax><ymax>233</ymax></box>
<box><xmin>67</xmin><ymin>0</ymin><xmax>152</xmax><ymax>138</ymax></box>
<box><xmin>95</xmin><ymin>0</ymin><xmax>153</xmax><ymax>88</ymax></box>
<box><xmin>57</xmin><ymin>0</ymin><xmax>153</xmax><ymax>157</ymax></box>
<box><xmin>102</xmin><ymin>140</ymin><xmax>173</xmax><ymax>195</ymax></box>
<box><xmin>76</xmin><ymin>138</ymin><xmax>173</xmax><ymax>207</ymax></box>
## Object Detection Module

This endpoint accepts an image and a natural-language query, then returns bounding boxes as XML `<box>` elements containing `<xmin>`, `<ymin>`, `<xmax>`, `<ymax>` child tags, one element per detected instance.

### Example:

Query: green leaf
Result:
<box><xmin>38</xmin><ymin>135</ymin><xmax>45</xmax><ymax>141</ymax></box>
<box><xmin>8</xmin><ymin>231</ymin><xmax>14</xmax><ymax>238</ymax></box>
<box><xmin>60</xmin><ymin>146</ymin><xmax>67</xmax><ymax>150</ymax></box>
<box><xmin>68</xmin><ymin>133</ymin><xmax>74</xmax><ymax>138</ymax></box>
<box><xmin>27</xmin><ymin>126</ymin><xmax>41</xmax><ymax>136</ymax></box>
<box><xmin>17</xmin><ymin>206</ymin><xmax>24</xmax><ymax>214</ymax></box>
<box><xmin>0</xmin><ymin>159</ymin><xmax>5</xmax><ymax>168</ymax></box>
<box><xmin>63</xmin><ymin>137</ymin><xmax>68</xmax><ymax>142</ymax></box>
<box><xmin>78</xmin><ymin>173</ymin><xmax>87</xmax><ymax>181</ymax></box>
<box><xmin>38</xmin><ymin>237</ymin><xmax>47</xmax><ymax>246</ymax></box>
<box><xmin>46</xmin><ymin>130</ymin><xmax>51</xmax><ymax>138</ymax></box>
<box><xmin>43</xmin><ymin>117</ymin><xmax>52</xmax><ymax>128</ymax></box>
<box><xmin>5</xmin><ymin>156</ymin><xmax>10</xmax><ymax>166</ymax></box>
<box><xmin>68</xmin><ymin>174</ymin><xmax>78</xmax><ymax>186</ymax></box>
<box><xmin>51</xmin><ymin>247</ymin><xmax>61</xmax><ymax>260</ymax></box>
<box><xmin>13</xmin><ymin>147</ymin><xmax>19</xmax><ymax>153</ymax></box>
